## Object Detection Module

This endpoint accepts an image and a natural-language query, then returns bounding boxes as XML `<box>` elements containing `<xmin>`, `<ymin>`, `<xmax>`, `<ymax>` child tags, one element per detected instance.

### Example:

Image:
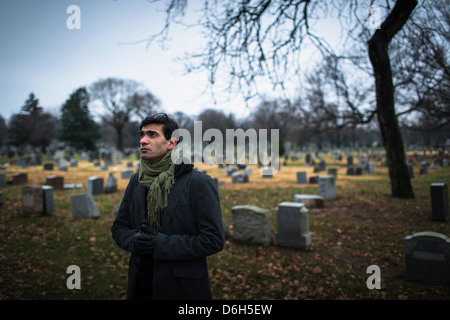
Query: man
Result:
<box><xmin>111</xmin><ymin>113</ymin><xmax>225</xmax><ymax>300</ymax></box>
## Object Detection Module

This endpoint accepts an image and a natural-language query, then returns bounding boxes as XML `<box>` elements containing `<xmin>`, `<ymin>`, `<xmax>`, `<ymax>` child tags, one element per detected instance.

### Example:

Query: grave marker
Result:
<box><xmin>404</xmin><ymin>232</ymin><xmax>450</xmax><ymax>285</ymax></box>
<box><xmin>105</xmin><ymin>172</ymin><xmax>118</xmax><ymax>193</ymax></box>
<box><xmin>22</xmin><ymin>185</ymin><xmax>43</xmax><ymax>215</ymax></box>
<box><xmin>275</xmin><ymin>202</ymin><xmax>312</xmax><ymax>250</ymax></box>
<box><xmin>293</xmin><ymin>194</ymin><xmax>324</xmax><ymax>208</ymax></box>
<box><xmin>10</xmin><ymin>173</ymin><xmax>28</xmax><ymax>185</ymax></box>
<box><xmin>45</xmin><ymin>175</ymin><xmax>64</xmax><ymax>190</ymax></box>
<box><xmin>87</xmin><ymin>176</ymin><xmax>104</xmax><ymax>196</ymax></box>
<box><xmin>121</xmin><ymin>169</ymin><xmax>134</xmax><ymax>179</ymax></box>
<box><xmin>231</xmin><ymin>205</ymin><xmax>271</xmax><ymax>246</ymax></box>
<box><xmin>70</xmin><ymin>193</ymin><xmax>100</xmax><ymax>219</ymax></box>
<box><xmin>0</xmin><ymin>173</ymin><xmax>5</xmax><ymax>188</ymax></box>
<box><xmin>296</xmin><ymin>172</ymin><xmax>307</xmax><ymax>184</ymax></box>
<box><xmin>42</xmin><ymin>185</ymin><xmax>54</xmax><ymax>215</ymax></box>
<box><xmin>318</xmin><ymin>175</ymin><xmax>337</xmax><ymax>200</ymax></box>
<box><xmin>231</xmin><ymin>172</ymin><xmax>249</xmax><ymax>184</ymax></box>
<box><xmin>430</xmin><ymin>183</ymin><xmax>449</xmax><ymax>221</ymax></box>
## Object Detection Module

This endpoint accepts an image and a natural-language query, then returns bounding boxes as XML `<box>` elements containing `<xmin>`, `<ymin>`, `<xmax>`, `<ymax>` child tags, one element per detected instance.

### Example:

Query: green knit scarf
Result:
<box><xmin>138</xmin><ymin>151</ymin><xmax>175</xmax><ymax>231</ymax></box>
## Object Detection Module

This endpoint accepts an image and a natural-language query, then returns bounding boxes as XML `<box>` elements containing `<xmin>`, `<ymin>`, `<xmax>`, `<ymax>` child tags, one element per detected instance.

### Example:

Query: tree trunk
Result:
<box><xmin>114</xmin><ymin>126</ymin><xmax>124</xmax><ymax>152</ymax></box>
<box><xmin>368</xmin><ymin>0</ymin><xmax>417</xmax><ymax>199</ymax></box>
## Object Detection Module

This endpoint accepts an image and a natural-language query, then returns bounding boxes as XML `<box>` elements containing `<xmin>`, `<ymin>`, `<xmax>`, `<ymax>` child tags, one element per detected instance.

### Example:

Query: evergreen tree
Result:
<box><xmin>59</xmin><ymin>87</ymin><xmax>101</xmax><ymax>150</ymax></box>
<box><xmin>8</xmin><ymin>92</ymin><xmax>58</xmax><ymax>151</ymax></box>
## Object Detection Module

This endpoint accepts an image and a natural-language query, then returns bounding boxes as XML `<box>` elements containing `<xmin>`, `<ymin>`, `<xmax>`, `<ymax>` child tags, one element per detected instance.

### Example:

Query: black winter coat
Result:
<box><xmin>111</xmin><ymin>163</ymin><xmax>225</xmax><ymax>300</ymax></box>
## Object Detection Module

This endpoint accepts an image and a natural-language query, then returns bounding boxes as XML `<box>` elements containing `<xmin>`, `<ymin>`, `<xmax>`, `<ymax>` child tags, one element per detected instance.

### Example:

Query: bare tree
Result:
<box><xmin>145</xmin><ymin>0</ymin><xmax>422</xmax><ymax>198</ymax></box>
<box><xmin>89</xmin><ymin>78</ymin><xmax>160</xmax><ymax>151</ymax></box>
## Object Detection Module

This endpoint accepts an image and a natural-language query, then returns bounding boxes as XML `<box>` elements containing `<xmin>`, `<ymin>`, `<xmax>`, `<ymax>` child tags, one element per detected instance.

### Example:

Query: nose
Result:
<box><xmin>140</xmin><ymin>135</ymin><xmax>148</xmax><ymax>146</ymax></box>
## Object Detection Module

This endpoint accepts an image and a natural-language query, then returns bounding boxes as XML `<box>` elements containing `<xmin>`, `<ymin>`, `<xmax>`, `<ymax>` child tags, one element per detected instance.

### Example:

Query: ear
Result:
<box><xmin>167</xmin><ymin>137</ymin><xmax>177</xmax><ymax>150</ymax></box>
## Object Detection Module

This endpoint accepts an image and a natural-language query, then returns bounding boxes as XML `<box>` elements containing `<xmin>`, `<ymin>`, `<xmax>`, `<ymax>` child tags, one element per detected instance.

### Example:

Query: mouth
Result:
<box><xmin>140</xmin><ymin>147</ymin><xmax>151</xmax><ymax>152</ymax></box>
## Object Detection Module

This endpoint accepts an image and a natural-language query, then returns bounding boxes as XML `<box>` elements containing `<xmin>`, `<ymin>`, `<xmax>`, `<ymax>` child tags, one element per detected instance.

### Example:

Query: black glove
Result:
<box><xmin>132</xmin><ymin>220</ymin><xmax>157</xmax><ymax>256</ymax></box>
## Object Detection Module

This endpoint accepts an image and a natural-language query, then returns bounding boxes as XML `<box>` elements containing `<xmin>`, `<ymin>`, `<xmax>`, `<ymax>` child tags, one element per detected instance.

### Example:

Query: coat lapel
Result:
<box><xmin>160</xmin><ymin>173</ymin><xmax>191</xmax><ymax>231</ymax></box>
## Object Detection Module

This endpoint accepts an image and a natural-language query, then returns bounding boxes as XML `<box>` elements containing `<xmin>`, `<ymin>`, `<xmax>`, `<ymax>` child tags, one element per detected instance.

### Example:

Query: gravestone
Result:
<box><xmin>10</xmin><ymin>173</ymin><xmax>28</xmax><ymax>185</ymax></box>
<box><xmin>347</xmin><ymin>155</ymin><xmax>353</xmax><ymax>166</ymax></box>
<box><xmin>43</xmin><ymin>163</ymin><xmax>54</xmax><ymax>170</ymax></box>
<box><xmin>408</xmin><ymin>164</ymin><xmax>414</xmax><ymax>178</ymax></box>
<box><xmin>0</xmin><ymin>173</ymin><xmax>5</xmax><ymax>188</ymax></box>
<box><xmin>327</xmin><ymin>167</ymin><xmax>338</xmax><ymax>177</ymax></box>
<box><xmin>419</xmin><ymin>162</ymin><xmax>427</xmax><ymax>175</ymax></box>
<box><xmin>231</xmin><ymin>205</ymin><xmax>271</xmax><ymax>246</ymax></box>
<box><xmin>45</xmin><ymin>175</ymin><xmax>64</xmax><ymax>190</ymax></box>
<box><xmin>42</xmin><ymin>185</ymin><xmax>54</xmax><ymax>215</ymax></box>
<box><xmin>231</xmin><ymin>172</ymin><xmax>249</xmax><ymax>184</ymax></box>
<box><xmin>58</xmin><ymin>159</ymin><xmax>68</xmax><ymax>172</ymax></box>
<box><xmin>22</xmin><ymin>185</ymin><xmax>43</xmax><ymax>215</ymax></box>
<box><xmin>367</xmin><ymin>162</ymin><xmax>374</xmax><ymax>174</ymax></box>
<box><xmin>275</xmin><ymin>202</ymin><xmax>312</xmax><ymax>250</ymax></box>
<box><xmin>346</xmin><ymin>165</ymin><xmax>354</xmax><ymax>176</ymax></box>
<box><xmin>309</xmin><ymin>176</ymin><xmax>318</xmax><ymax>184</ymax></box>
<box><xmin>105</xmin><ymin>172</ymin><xmax>118</xmax><ymax>193</ymax></box>
<box><xmin>70</xmin><ymin>159</ymin><xmax>78</xmax><ymax>167</ymax></box>
<box><xmin>261</xmin><ymin>167</ymin><xmax>273</xmax><ymax>178</ymax></box>
<box><xmin>404</xmin><ymin>232</ymin><xmax>450</xmax><ymax>285</ymax></box>
<box><xmin>296</xmin><ymin>172</ymin><xmax>307</xmax><ymax>184</ymax></box>
<box><xmin>225</xmin><ymin>166</ymin><xmax>237</xmax><ymax>176</ymax></box>
<box><xmin>430</xmin><ymin>183</ymin><xmax>449</xmax><ymax>221</ymax></box>
<box><xmin>70</xmin><ymin>193</ymin><xmax>100</xmax><ymax>219</ymax></box>
<box><xmin>293</xmin><ymin>194</ymin><xmax>324</xmax><ymax>208</ymax></box>
<box><xmin>121</xmin><ymin>169</ymin><xmax>134</xmax><ymax>179</ymax></box>
<box><xmin>87</xmin><ymin>176</ymin><xmax>104</xmax><ymax>196</ymax></box>
<box><xmin>0</xmin><ymin>191</ymin><xmax>2</xmax><ymax>206</ymax></box>
<box><xmin>244</xmin><ymin>168</ymin><xmax>252</xmax><ymax>176</ymax></box>
<box><xmin>318</xmin><ymin>175</ymin><xmax>337</xmax><ymax>200</ymax></box>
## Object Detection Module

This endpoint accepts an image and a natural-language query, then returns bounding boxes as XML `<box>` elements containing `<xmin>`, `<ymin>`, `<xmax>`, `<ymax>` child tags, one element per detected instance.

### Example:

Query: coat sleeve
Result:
<box><xmin>111</xmin><ymin>173</ymin><xmax>140</xmax><ymax>253</ymax></box>
<box><xmin>152</xmin><ymin>173</ymin><xmax>225</xmax><ymax>261</ymax></box>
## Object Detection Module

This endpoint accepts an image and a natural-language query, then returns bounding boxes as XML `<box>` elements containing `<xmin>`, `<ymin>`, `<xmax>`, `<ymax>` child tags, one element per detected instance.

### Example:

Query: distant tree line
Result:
<box><xmin>0</xmin><ymin>74</ymin><xmax>448</xmax><ymax>156</ymax></box>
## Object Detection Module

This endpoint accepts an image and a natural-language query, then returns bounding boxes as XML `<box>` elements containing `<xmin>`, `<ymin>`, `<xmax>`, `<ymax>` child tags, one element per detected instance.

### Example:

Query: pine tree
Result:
<box><xmin>59</xmin><ymin>87</ymin><xmax>101</xmax><ymax>150</ymax></box>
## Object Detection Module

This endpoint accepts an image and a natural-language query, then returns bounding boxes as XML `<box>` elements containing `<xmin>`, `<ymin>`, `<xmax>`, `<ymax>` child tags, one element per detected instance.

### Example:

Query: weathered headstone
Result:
<box><xmin>261</xmin><ymin>167</ymin><xmax>273</xmax><ymax>178</ymax></box>
<box><xmin>70</xmin><ymin>159</ymin><xmax>78</xmax><ymax>167</ymax></box>
<box><xmin>244</xmin><ymin>168</ymin><xmax>252</xmax><ymax>176</ymax></box>
<box><xmin>293</xmin><ymin>194</ymin><xmax>324</xmax><ymax>208</ymax></box>
<box><xmin>22</xmin><ymin>185</ymin><xmax>43</xmax><ymax>215</ymax></box>
<box><xmin>87</xmin><ymin>176</ymin><xmax>104</xmax><ymax>196</ymax></box>
<box><xmin>404</xmin><ymin>232</ymin><xmax>450</xmax><ymax>285</ymax></box>
<box><xmin>10</xmin><ymin>173</ymin><xmax>28</xmax><ymax>185</ymax></box>
<box><xmin>231</xmin><ymin>205</ymin><xmax>271</xmax><ymax>246</ymax></box>
<box><xmin>70</xmin><ymin>193</ymin><xmax>100</xmax><ymax>219</ymax></box>
<box><xmin>318</xmin><ymin>175</ymin><xmax>337</xmax><ymax>200</ymax></box>
<box><xmin>430</xmin><ymin>183</ymin><xmax>449</xmax><ymax>221</ymax></box>
<box><xmin>296</xmin><ymin>172</ymin><xmax>307</xmax><ymax>184</ymax></box>
<box><xmin>121</xmin><ymin>169</ymin><xmax>134</xmax><ymax>179</ymax></box>
<box><xmin>45</xmin><ymin>175</ymin><xmax>64</xmax><ymax>190</ymax></box>
<box><xmin>231</xmin><ymin>172</ymin><xmax>249</xmax><ymax>184</ymax></box>
<box><xmin>105</xmin><ymin>172</ymin><xmax>118</xmax><ymax>193</ymax></box>
<box><xmin>275</xmin><ymin>202</ymin><xmax>312</xmax><ymax>250</ymax></box>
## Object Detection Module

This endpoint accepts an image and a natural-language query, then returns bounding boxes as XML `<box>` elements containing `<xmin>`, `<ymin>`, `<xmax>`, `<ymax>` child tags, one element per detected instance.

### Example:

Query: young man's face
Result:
<box><xmin>139</xmin><ymin>123</ymin><xmax>176</xmax><ymax>164</ymax></box>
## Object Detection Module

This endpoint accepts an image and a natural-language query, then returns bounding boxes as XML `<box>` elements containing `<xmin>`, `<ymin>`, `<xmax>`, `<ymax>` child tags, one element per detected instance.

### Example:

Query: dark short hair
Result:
<box><xmin>140</xmin><ymin>113</ymin><xmax>178</xmax><ymax>140</ymax></box>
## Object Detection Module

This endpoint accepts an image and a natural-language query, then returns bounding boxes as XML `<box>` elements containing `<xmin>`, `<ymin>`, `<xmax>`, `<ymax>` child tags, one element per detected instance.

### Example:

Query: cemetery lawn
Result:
<box><xmin>0</xmin><ymin>155</ymin><xmax>449</xmax><ymax>300</ymax></box>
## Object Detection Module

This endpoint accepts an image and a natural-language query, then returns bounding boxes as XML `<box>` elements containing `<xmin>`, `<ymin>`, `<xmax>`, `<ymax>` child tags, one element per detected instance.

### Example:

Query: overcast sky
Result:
<box><xmin>0</xmin><ymin>0</ymin><xmax>346</xmax><ymax>123</ymax></box>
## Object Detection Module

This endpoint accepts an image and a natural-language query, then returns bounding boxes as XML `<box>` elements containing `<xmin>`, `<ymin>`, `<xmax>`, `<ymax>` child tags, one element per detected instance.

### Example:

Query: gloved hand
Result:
<box><xmin>132</xmin><ymin>220</ymin><xmax>157</xmax><ymax>255</ymax></box>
